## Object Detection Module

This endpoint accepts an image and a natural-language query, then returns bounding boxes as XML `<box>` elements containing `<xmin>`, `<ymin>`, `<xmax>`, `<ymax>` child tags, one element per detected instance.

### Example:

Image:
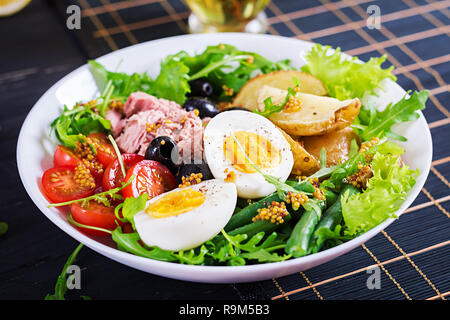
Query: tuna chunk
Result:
<box><xmin>123</xmin><ymin>91</ymin><xmax>181</xmax><ymax>118</ymax></box>
<box><xmin>105</xmin><ymin>109</ymin><xmax>126</xmax><ymax>136</ymax></box>
<box><xmin>114</xmin><ymin>92</ymin><xmax>204</xmax><ymax>163</ymax></box>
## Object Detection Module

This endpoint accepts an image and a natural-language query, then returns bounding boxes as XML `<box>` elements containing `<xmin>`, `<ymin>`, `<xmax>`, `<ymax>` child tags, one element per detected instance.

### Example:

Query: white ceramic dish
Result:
<box><xmin>17</xmin><ymin>33</ymin><xmax>432</xmax><ymax>283</ymax></box>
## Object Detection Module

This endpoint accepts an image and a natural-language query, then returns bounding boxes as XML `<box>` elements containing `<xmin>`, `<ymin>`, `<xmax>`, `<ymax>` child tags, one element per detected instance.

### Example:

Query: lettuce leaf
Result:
<box><xmin>341</xmin><ymin>150</ymin><xmax>418</xmax><ymax>236</ymax></box>
<box><xmin>354</xmin><ymin>90</ymin><xmax>429</xmax><ymax>141</ymax></box>
<box><xmin>88</xmin><ymin>60</ymin><xmax>153</xmax><ymax>100</ymax></box>
<box><xmin>301</xmin><ymin>44</ymin><xmax>396</xmax><ymax>100</ymax></box>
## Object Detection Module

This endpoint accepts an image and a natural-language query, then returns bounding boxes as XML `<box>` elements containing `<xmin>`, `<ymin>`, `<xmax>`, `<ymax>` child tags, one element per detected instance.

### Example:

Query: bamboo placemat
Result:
<box><xmin>49</xmin><ymin>0</ymin><xmax>450</xmax><ymax>300</ymax></box>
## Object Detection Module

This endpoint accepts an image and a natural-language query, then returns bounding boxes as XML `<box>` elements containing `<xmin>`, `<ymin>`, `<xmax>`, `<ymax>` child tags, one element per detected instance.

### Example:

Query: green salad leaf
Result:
<box><xmin>207</xmin><ymin>231</ymin><xmax>291</xmax><ymax>265</ymax></box>
<box><xmin>45</xmin><ymin>243</ymin><xmax>90</xmax><ymax>300</ymax></box>
<box><xmin>89</xmin><ymin>60</ymin><xmax>153</xmax><ymax>101</ymax></box>
<box><xmin>114</xmin><ymin>193</ymin><xmax>148</xmax><ymax>230</ymax></box>
<box><xmin>89</xmin><ymin>44</ymin><xmax>294</xmax><ymax>107</ymax></box>
<box><xmin>150</xmin><ymin>56</ymin><xmax>191</xmax><ymax>105</ymax></box>
<box><xmin>0</xmin><ymin>222</ymin><xmax>7</xmax><ymax>236</ymax></box>
<box><xmin>341</xmin><ymin>150</ymin><xmax>418</xmax><ymax>236</ymax></box>
<box><xmin>354</xmin><ymin>90</ymin><xmax>429</xmax><ymax>141</ymax></box>
<box><xmin>51</xmin><ymin>104</ymin><xmax>111</xmax><ymax>148</ymax></box>
<box><xmin>301</xmin><ymin>44</ymin><xmax>396</xmax><ymax>100</ymax></box>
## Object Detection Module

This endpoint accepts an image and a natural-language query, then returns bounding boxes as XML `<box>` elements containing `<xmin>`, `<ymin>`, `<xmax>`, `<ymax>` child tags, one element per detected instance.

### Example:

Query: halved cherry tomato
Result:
<box><xmin>88</xmin><ymin>133</ymin><xmax>117</xmax><ymax>167</ymax></box>
<box><xmin>53</xmin><ymin>145</ymin><xmax>80</xmax><ymax>167</ymax></box>
<box><xmin>102</xmin><ymin>153</ymin><xmax>144</xmax><ymax>191</ymax></box>
<box><xmin>122</xmin><ymin>160</ymin><xmax>177</xmax><ymax>199</ymax></box>
<box><xmin>71</xmin><ymin>201</ymin><xmax>119</xmax><ymax>236</ymax></box>
<box><xmin>42</xmin><ymin>166</ymin><xmax>95</xmax><ymax>203</ymax></box>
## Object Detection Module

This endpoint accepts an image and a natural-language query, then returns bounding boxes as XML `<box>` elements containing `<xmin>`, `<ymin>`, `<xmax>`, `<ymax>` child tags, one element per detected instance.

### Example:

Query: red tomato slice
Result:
<box><xmin>71</xmin><ymin>201</ymin><xmax>118</xmax><ymax>236</ymax></box>
<box><xmin>102</xmin><ymin>154</ymin><xmax>144</xmax><ymax>191</ymax></box>
<box><xmin>88</xmin><ymin>133</ymin><xmax>117</xmax><ymax>167</ymax></box>
<box><xmin>53</xmin><ymin>145</ymin><xmax>80</xmax><ymax>167</ymax></box>
<box><xmin>42</xmin><ymin>166</ymin><xmax>95</xmax><ymax>203</ymax></box>
<box><xmin>122</xmin><ymin>160</ymin><xmax>177</xmax><ymax>199</ymax></box>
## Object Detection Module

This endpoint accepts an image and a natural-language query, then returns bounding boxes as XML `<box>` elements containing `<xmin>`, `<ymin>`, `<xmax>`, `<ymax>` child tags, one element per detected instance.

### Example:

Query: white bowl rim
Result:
<box><xmin>16</xmin><ymin>33</ymin><xmax>432</xmax><ymax>283</ymax></box>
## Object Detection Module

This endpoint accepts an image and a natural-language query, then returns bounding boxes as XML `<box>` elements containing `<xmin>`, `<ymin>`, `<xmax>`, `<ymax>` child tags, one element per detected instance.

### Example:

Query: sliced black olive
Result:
<box><xmin>175</xmin><ymin>163</ymin><xmax>214</xmax><ymax>184</ymax></box>
<box><xmin>144</xmin><ymin>136</ymin><xmax>179</xmax><ymax>173</ymax></box>
<box><xmin>188</xmin><ymin>78</ymin><xmax>214</xmax><ymax>97</ymax></box>
<box><xmin>183</xmin><ymin>97</ymin><xmax>219</xmax><ymax>119</ymax></box>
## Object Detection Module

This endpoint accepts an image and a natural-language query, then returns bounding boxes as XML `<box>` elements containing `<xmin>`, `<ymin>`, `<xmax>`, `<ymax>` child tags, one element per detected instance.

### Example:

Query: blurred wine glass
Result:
<box><xmin>185</xmin><ymin>0</ymin><xmax>271</xmax><ymax>33</ymax></box>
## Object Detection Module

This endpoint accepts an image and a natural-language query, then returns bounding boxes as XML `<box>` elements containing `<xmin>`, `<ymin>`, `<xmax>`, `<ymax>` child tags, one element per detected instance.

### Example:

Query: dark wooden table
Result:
<box><xmin>0</xmin><ymin>0</ymin><xmax>449</xmax><ymax>300</ymax></box>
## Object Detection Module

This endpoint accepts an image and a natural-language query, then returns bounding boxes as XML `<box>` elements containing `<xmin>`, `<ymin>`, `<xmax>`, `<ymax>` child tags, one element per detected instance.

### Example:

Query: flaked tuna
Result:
<box><xmin>110</xmin><ymin>92</ymin><xmax>204</xmax><ymax>163</ymax></box>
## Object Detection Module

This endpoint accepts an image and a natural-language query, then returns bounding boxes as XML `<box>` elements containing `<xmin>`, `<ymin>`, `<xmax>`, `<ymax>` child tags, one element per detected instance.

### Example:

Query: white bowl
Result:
<box><xmin>17</xmin><ymin>33</ymin><xmax>432</xmax><ymax>283</ymax></box>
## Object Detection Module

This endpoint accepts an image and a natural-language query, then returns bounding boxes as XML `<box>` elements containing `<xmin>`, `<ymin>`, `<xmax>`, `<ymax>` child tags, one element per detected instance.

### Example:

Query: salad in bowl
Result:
<box><xmin>20</xmin><ymin>34</ymin><xmax>430</xmax><ymax>280</ymax></box>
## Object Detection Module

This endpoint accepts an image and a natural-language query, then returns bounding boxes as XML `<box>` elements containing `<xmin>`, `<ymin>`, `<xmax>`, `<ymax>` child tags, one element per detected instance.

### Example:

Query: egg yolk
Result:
<box><xmin>223</xmin><ymin>131</ymin><xmax>281</xmax><ymax>174</ymax></box>
<box><xmin>145</xmin><ymin>188</ymin><xmax>205</xmax><ymax>218</ymax></box>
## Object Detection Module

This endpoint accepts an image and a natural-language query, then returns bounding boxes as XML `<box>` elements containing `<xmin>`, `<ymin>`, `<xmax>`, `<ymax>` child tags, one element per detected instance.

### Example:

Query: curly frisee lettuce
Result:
<box><xmin>341</xmin><ymin>148</ymin><xmax>418</xmax><ymax>236</ymax></box>
<box><xmin>301</xmin><ymin>44</ymin><xmax>396</xmax><ymax>100</ymax></box>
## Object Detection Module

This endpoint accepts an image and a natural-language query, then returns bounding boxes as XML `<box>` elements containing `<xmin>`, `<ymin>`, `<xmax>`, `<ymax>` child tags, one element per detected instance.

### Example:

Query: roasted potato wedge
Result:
<box><xmin>278</xmin><ymin>127</ymin><xmax>320</xmax><ymax>176</ymax></box>
<box><xmin>231</xmin><ymin>70</ymin><xmax>327</xmax><ymax>111</ymax></box>
<box><xmin>257</xmin><ymin>86</ymin><xmax>360</xmax><ymax>136</ymax></box>
<box><xmin>302</xmin><ymin>127</ymin><xmax>360</xmax><ymax>167</ymax></box>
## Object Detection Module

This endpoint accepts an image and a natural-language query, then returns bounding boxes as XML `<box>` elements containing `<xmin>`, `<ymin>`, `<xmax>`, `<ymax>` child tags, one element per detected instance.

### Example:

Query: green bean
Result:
<box><xmin>324</xmin><ymin>189</ymin><xmax>338</xmax><ymax>207</ymax></box>
<box><xmin>285</xmin><ymin>200</ymin><xmax>326</xmax><ymax>258</ymax></box>
<box><xmin>224</xmin><ymin>193</ymin><xmax>279</xmax><ymax>232</ymax></box>
<box><xmin>311</xmin><ymin>185</ymin><xmax>360</xmax><ymax>252</ymax></box>
<box><xmin>224</xmin><ymin>181</ymin><xmax>315</xmax><ymax>231</ymax></box>
<box><xmin>228</xmin><ymin>214</ymin><xmax>292</xmax><ymax>239</ymax></box>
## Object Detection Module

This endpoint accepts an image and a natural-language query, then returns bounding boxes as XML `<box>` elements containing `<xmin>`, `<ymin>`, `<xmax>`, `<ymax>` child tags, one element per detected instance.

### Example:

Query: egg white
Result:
<box><xmin>203</xmin><ymin>110</ymin><xmax>294</xmax><ymax>199</ymax></box>
<box><xmin>133</xmin><ymin>179</ymin><xmax>237</xmax><ymax>251</ymax></box>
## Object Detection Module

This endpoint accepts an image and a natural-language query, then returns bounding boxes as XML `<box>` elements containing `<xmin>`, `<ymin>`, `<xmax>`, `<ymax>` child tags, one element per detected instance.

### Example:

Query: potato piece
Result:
<box><xmin>278</xmin><ymin>127</ymin><xmax>320</xmax><ymax>176</ymax></box>
<box><xmin>231</xmin><ymin>70</ymin><xmax>327</xmax><ymax>111</ymax></box>
<box><xmin>302</xmin><ymin>127</ymin><xmax>360</xmax><ymax>167</ymax></box>
<box><xmin>257</xmin><ymin>86</ymin><xmax>360</xmax><ymax>136</ymax></box>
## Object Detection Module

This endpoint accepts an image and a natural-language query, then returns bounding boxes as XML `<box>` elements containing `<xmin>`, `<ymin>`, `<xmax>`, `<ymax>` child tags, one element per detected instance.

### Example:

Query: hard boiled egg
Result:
<box><xmin>133</xmin><ymin>179</ymin><xmax>237</xmax><ymax>251</ymax></box>
<box><xmin>203</xmin><ymin>110</ymin><xmax>294</xmax><ymax>199</ymax></box>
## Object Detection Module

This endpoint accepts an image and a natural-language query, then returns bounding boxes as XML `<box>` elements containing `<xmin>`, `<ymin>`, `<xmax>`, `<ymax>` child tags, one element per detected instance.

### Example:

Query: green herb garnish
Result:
<box><xmin>45</xmin><ymin>243</ymin><xmax>90</xmax><ymax>300</ymax></box>
<box><xmin>47</xmin><ymin>176</ymin><xmax>133</xmax><ymax>208</ymax></box>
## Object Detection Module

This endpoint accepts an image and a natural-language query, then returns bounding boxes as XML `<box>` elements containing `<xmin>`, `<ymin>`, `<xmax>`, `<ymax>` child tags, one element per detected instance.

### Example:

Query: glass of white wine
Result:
<box><xmin>185</xmin><ymin>0</ymin><xmax>271</xmax><ymax>33</ymax></box>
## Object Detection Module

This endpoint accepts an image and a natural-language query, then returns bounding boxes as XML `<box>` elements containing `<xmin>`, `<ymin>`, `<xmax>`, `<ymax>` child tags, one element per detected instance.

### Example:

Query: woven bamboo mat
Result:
<box><xmin>50</xmin><ymin>0</ymin><xmax>450</xmax><ymax>300</ymax></box>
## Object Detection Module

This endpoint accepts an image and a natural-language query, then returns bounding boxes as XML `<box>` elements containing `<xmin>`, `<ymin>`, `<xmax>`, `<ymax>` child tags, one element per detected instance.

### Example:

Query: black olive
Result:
<box><xmin>176</xmin><ymin>163</ymin><xmax>214</xmax><ymax>184</ymax></box>
<box><xmin>222</xmin><ymin>107</ymin><xmax>251</xmax><ymax>112</ymax></box>
<box><xmin>144</xmin><ymin>136</ymin><xmax>179</xmax><ymax>173</ymax></box>
<box><xmin>183</xmin><ymin>97</ymin><xmax>219</xmax><ymax>119</ymax></box>
<box><xmin>188</xmin><ymin>78</ymin><xmax>214</xmax><ymax>97</ymax></box>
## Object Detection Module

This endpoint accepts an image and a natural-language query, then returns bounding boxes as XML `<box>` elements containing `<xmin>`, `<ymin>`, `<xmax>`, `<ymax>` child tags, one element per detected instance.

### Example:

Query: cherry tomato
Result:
<box><xmin>122</xmin><ymin>160</ymin><xmax>177</xmax><ymax>199</ymax></box>
<box><xmin>53</xmin><ymin>145</ymin><xmax>80</xmax><ymax>167</ymax></box>
<box><xmin>42</xmin><ymin>166</ymin><xmax>95</xmax><ymax>203</ymax></box>
<box><xmin>88</xmin><ymin>133</ymin><xmax>117</xmax><ymax>167</ymax></box>
<box><xmin>102</xmin><ymin>154</ymin><xmax>144</xmax><ymax>191</ymax></box>
<box><xmin>70</xmin><ymin>201</ymin><xmax>118</xmax><ymax>236</ymax></box>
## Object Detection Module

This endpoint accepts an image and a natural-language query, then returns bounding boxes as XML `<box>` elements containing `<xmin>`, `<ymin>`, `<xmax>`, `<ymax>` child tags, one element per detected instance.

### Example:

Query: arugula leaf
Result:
<box><xmin>88</xmin><ymin>60</ymin><xmax>153</xmax><ymax>100</ymax></box>
<box><xmin>150</xmin><ymin>56</ymin><xmax>190</xmax><ymax>105</ymax></box>
<box><xmin>48</xmin><ymin>176</ymin><xmax>133</xmax><ymax>208</ymax></box>
<box><xmin>180</xmin><ymin>44</ymin><xmax>294</xmax><ymax>101</ymax></box>
<box><xmin>341</xmin><ymin>149</ymin><xmax>418</xmax><ymax>236</ymax></box>
<box><xmin>45</xmin><ymin>243</ymin><xmax>89</xmax><ymax>300</ymax></box>
<box><xmin>117</xmin><ymin>193</ymin><xmax>148</xmax><ymax>230</ymax></box>
<box><xmin>88</xmin><ymin>44</ymin><xmax>294</xmax><ymax>106</ymax></box>
<box><xmin>111</xmin><ymin>227</ymin><xmax>177</xmax><ymax>262</ymax></box>
<box><xmin>311</xmin><ymin>225</ymin><xmax>353</xmax><ymax>254</ymax></box>
<box><xmin>354</xmin><ymin>90</ymin><xmax>429</xmax><ymax>141</ymax></box>
<box><xmin>0</xmin><ymin>222</ymin><xmax>7</xmax><ymax>236</ymax></box>
<box><xmin>208</xmin><ymin>230</ymin><xmax>290</xmax><ymax>264</ymax></box>
<box><xmin>112</xmin><ymin>227</ymin><xmax>208</xmax><ymax>265</ymax></box>
<box><xmin>301</xmin><ymin>44</ymin><xmax>396</xmax><ymax>100</ymax></box>
<box><xmin>51</xmin><ymin>105</ymin><xmax>111</xmax><ymax>148</ymax></box>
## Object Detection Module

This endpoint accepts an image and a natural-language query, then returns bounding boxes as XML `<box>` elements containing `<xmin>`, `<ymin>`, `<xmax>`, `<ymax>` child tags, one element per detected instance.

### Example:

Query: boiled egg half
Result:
<box><xmin>203</xmin><ymin>110</ymin><xmax>294</xmax><ymax>199</ymax></box>
<box><xmin>134</xmin><ymin>179</ymin><xmax>237</xmax><ymax>251</ymax></box>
